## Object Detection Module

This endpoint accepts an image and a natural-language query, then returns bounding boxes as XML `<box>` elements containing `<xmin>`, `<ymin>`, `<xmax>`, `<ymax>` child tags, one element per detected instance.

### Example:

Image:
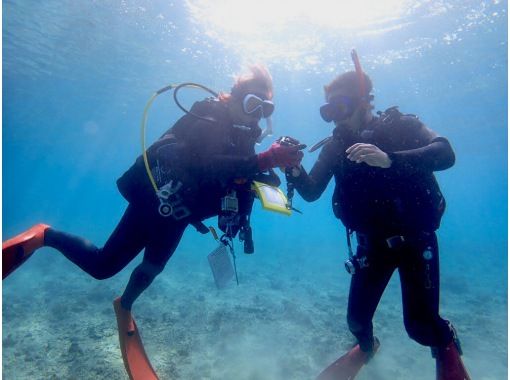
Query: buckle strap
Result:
<box><xmin>356</xmin><ymin>232</ymin><xmax>406</xmax><ymax>249</ymax></box>
<box><xmin>386</xmin><ymin>235</ymin><xmax>405</xmax><ymax>249</ymax></box>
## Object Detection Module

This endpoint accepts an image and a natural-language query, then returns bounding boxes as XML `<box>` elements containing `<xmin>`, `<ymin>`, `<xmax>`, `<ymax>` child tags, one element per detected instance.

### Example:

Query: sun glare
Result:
<box><xmin>186</xmin><ymin>0</ymin><xmax>412</xmax><ymax>66</ymax></box>
<box><xmin>187</xmin><ymin>0</ymin><xmax>410</xmax><ymax>32</ymax></box>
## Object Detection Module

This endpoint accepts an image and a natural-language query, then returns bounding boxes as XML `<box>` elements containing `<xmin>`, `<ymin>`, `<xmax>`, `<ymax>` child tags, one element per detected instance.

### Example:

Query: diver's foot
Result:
<box><xmin>2</xmin><ymin>223</ymin><xmax>51</xmax><ymax>279</ymax></box>
<box><xmin>113</xmin><ymin>297</ymin><xmax>136</xmax><ymax>336</ymax></box>
<box><xmin>365</xmin><ymin>336</ymin><xmax>381</xmax><ymax>361</ymax></box>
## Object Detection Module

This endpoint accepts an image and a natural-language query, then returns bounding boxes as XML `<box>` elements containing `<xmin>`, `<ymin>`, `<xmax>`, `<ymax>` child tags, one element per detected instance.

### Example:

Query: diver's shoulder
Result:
<box><xmin>191</xmin><ymin>97</ymin><xmax>225</xmax><ymax>113</ymax></box>
<box><xmin>188</xmin><ymin>97</ymin><xmax>230</xmax><ymax>126</ymax></box>
<box><xmin>376</xmin><ymin>106</ymin><xmax>423</xmax><ymax>129</ymax></box>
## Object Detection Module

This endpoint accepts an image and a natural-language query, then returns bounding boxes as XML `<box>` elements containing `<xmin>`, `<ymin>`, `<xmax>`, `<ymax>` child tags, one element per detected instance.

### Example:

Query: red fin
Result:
<box><xmin>436</xmin><ymin>341</ymin><xmax>471</xmax><ymax>380</ymax></box>
<box><xmin>316</xmin><ymin>340</ymin><xmax>379</xmax><ymax>380</ymax></box>
<box><xmin>2</xmin><ymin>223</ymin><xmax>50</xmax><ymax>279</ymax></box>
<box><xmin>113</xmin><ymin>298</ymin><xmax>159</xmax><ymax>380</ymax></box>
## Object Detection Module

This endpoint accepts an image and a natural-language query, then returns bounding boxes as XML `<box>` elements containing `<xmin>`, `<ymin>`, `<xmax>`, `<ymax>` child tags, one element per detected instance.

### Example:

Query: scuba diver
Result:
<box><xmin>289</xmin><ymin>51</ymin><xmax>471</xmax><ymax>380</ymax></box>
<box><xmin>3</xmin><ymin>64</ymin><xmax>304</xmax><ymax>380</ymax></box>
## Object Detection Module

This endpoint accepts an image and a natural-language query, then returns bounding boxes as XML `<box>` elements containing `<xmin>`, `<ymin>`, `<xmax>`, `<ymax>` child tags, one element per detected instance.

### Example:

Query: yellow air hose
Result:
<box><xmin>140</xmin><ymin>82</ymin><xmax>218</xmax><ymax>194</ymax></box>
<box><xmin>141</xmin><ymin>92</ymin><xmax>160</xmax><ymax>193</ymax></box>
<box><xmin>140</xmin><ymin>84</ymin><xmax>177</xmax><ymax>193</ymax></box>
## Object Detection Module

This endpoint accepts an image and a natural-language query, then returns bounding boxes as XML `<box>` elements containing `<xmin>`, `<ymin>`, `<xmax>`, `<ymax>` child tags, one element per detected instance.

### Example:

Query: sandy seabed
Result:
<box><xmin>2</xmin><ymin>240</ymin><xmax>507</xmax><ymax>380</ymax></box>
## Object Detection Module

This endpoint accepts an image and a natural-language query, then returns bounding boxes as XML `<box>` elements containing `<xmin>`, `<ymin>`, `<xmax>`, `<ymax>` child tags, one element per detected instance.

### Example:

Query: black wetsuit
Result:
<box><xmin>293</xmin><ymin>108</ymin><xmax>456</xmax><ymax>351</ymax></box>
<box><xmin>45</xmin><ymin>98</ymin><xmax>274</xmax><ymax>310</ymax></box>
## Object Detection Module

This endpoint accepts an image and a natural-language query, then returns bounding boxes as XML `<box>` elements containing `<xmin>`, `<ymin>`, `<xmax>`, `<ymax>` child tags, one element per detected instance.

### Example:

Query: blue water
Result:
<box><xmin>3</xmin><ymin>1</ymin><xmax>507</xmax><ymax>379</ymax></box>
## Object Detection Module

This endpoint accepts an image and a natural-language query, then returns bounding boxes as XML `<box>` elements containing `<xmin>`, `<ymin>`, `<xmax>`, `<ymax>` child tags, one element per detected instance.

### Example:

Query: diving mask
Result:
<box><xmin>319</xmin><ymin>95</ymin><xmax>358</xmax><ymax>123</ymax></box>
<box><xmin>242</xmin><ymin>94</ymin><xmax>275</xmax><ymax>119</ymax></box>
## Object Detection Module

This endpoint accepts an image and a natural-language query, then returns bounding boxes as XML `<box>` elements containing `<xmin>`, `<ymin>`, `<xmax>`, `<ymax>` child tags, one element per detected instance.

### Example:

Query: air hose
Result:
<box><xmin>140</xmin><ymin>82</ymin><xmax>219</xmax><ymax>193</ymax></box>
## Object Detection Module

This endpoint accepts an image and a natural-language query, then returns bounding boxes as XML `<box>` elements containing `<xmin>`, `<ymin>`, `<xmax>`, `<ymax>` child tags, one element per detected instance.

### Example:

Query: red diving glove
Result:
<box><xmin>257</xmin><ymin>142</ymin><xmax>304</xmax><ymax>171</ymax></box>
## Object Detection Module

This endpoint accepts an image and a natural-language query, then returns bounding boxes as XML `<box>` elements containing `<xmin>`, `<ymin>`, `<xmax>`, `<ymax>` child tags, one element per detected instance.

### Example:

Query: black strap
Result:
<box><xmin>220</xmin><ymin>234</ymin><xmax>239</xmax><ymax>285</ymax></box>
<box><xmin>346</xmin><ymin>228</ymin><xmax>355</xmax><ymax>259</ymax></box>
<box><xmin>309</xmin><ymin>136</ymin><xmax>333</xmax><ymax>153</ymax></box>
<box><xmin>192</xmin><ymin>221</ymin><xmax>209</xmax><ymax>234</ymax></box>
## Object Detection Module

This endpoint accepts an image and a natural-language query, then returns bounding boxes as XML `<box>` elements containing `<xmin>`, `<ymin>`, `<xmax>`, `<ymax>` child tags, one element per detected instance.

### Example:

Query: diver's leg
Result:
<box><xmin>347</xmin><ymin>242</ymin><xmax>394</xmax><ymax>352</ymax></box>
<box><xmin>399</xmin><ymin>232</ymin><xmax>452</xmax><ymax>347</ymax></box>
<box><xmin>120</xmin><ymin>222</ymin><xmax>187</xmax><ymax>310</ymax></box>
<box><xmin>399</xmin><ymin>232</ymin><xmax>471</xmax><ymax>379</ymax></box>
<box><xmin>44</xmin><ymin>205</ymin><xmax>147</xmax><ymax>279</ymax></box>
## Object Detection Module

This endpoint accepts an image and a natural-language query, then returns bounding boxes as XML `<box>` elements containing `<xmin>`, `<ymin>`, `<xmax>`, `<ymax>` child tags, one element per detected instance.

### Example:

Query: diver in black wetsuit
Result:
<box><xmin>292</xmin><ymin>63</ymin><xmax>471</xmax><ymax>379</ymax></box>
<box><xmin>3</xmin><ymin>65</ymin><xmax>304</xmax><ymax>312</ymax></box>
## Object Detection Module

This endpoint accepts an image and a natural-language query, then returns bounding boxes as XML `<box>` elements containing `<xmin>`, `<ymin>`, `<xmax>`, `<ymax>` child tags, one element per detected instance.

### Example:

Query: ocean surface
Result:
<box><xmin>2</xmin><ymin>1</ymin><xmax>507</xmax><ymax>379</ymax></box>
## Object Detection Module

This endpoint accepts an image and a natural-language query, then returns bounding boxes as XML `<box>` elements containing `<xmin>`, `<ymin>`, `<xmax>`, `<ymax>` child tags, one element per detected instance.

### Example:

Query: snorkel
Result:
<box><xmin>256</xmin><ymin>117</ymin><xmax>273</xmax><ymax>144</ymax></box>
<box><xmin>351</xmin><ymin>49</ymin><xmax>367</xmax><ymax>104</ymax></box>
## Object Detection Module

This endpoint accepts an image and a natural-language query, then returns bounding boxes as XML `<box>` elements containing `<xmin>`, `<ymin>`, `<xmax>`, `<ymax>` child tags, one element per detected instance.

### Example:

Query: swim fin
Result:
<box><xmin>316</xmin><ymin>338</ymin><xmax>380</xmax><ymax>380</ymax></box>
<box><xmin>435</xmin><ymin>340</ymin><xmax>471</xmax><ymax>380</ymax></box>
<box><xmin>113</xmin><ymin>297</ymin><xmax>159</xmax><ymax>380</ymax></box>
<box><xmin>2</xmin><ymin>223</ymin><xmax>50</xmax><ymax>280</ymax></box>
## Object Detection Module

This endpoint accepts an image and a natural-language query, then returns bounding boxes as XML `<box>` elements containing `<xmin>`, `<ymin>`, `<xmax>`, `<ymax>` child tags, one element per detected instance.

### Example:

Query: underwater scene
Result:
<box><xmin>3</xmin><ymin>1</ymin><xmax>507</xmax><ymax>379</ymax></box>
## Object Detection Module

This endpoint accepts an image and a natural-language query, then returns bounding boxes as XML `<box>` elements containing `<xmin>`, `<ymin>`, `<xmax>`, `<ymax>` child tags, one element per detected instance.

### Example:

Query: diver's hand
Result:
<box><xmin>346</xmin><ymin>143</ymin><xmax>392</xmax><ymax>168</ymax></box>
<box><xmin>257</xmin><ymin>142</ymin><xmax>304</xmax><ymax>171</ymax></box>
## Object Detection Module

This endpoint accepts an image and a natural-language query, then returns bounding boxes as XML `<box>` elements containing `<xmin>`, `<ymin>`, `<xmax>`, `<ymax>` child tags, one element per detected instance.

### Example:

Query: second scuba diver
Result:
<box><xmin>3</xmin><ymin>64</ymin><xmax>304</xmax><ymax>379</ymax></box>
<box><xmin>289</xmin><ymin>52</ymin><xmax>471</xmax><ymax>380</ymax></box>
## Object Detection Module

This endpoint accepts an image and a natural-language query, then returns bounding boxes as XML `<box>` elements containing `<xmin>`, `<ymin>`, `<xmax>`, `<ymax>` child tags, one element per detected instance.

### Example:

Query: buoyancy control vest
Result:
<box><xmin>117</xmin><ymin>98</ymin><xmax>256</xmax><ymax>221</ymax></box>
<box><xmin>331</xmin><ymin>107</ymin><xmax>447</xmax><ymax>234</ymax></box>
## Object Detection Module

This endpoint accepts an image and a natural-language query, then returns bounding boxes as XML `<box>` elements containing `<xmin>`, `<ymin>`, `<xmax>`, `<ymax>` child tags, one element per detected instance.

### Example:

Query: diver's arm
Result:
<box><xmin>199</xmin><ymin>134</ymin><xmax>303</xmax><ymax>180</ymax></box>
<box><xmin>182</xmin><ymin>118</ymin><xmax>260</xmax><ymax>179</ymax></box>
<box><xmin>388</xmin><ymin>138</ymin><xmax>455</xmax><ymax>172</ymax></box>
<box><xmin>186</xmin><ymin>116</ymin><xmax>303</xmax><ymax>180</ymax></box>
<box><xmin>203</xmin><ymin>154</ymin><xmax>262</xmax><ymax>179</ymax></box>
<box><xmin>204</xmin><ymin>143</ymin><xmax>303</xmax><ymax>180</ymax></box>
<box><xmin>388</xmin><ymin>121</ymin><xmax>455</xmax><ymax>173</ymax></box>
<box><xmin>292</xmin><ymin>144</ymin><xmax>336</xmax><ymax>202</ymax></box>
